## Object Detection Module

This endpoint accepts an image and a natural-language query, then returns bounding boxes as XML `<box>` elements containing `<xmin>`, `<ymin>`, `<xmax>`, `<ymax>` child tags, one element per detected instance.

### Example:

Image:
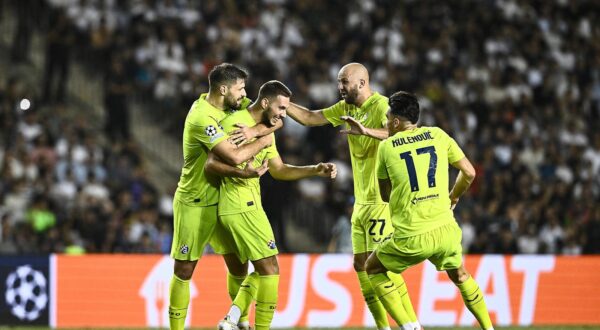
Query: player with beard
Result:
<box><xmin>169</xmin><ymin>63</ymin><xmax>276</xmax><ymax>330</ymax></box>
<box><xmin>285</xmin><ymin>63</ymin><xmax>421</xmax><ymax>330</ymax></box>
<box><xmin>206</xmin><ymin>81</ymin><xmax>337</xmax><ymax>330</ymax></box>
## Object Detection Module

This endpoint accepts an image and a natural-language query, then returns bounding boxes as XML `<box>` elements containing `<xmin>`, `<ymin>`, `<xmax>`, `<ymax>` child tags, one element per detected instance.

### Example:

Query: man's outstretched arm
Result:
<box><xmin>340</xmin><ymin>116</ymin><xmax>389</xmax><ymax>140</ymax></box>
<box><xmin>286</xmin><ymin>102</ymin><xmax>330</xmax><ymax>127</ymax></box>
<box><xmin>267</xmin><ymin>156</ymin><xmax>337</xmax><ymax>181</ymax></box>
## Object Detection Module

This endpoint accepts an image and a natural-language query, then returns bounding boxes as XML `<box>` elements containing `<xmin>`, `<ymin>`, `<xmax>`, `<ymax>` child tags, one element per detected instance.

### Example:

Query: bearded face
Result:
<box><xmin>224</xmin><ymin>92</ymin><xmax>243</xmax><ymax>110</ymax></box>
<box><xmin>341</xmin><ymin>84</ymin><xmax>360</xmax><ymax>105</ymax></box>
<box><xmin>223</xmin><ymin>78</ymin><xmax>247</xmax><ymax>110</ymax></box>
<box><xmin>261</xmin><ymin>95</ymin><xmax>289</xmax><ymax>127</ymax></box>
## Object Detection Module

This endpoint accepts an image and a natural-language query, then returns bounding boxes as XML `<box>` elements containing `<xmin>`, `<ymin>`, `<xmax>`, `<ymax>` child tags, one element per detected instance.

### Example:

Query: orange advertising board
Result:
<box><xmin>53</xmin><ymin>254</ymin><xmax>600</xmax><ymax>327</ymax></box>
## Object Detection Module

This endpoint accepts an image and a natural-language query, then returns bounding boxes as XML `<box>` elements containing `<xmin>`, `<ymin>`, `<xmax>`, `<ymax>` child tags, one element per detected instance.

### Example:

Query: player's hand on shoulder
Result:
<box><xmin>340</xmin><ymin>115</ymin><xmax>368</xmax><ymax>136</ymax></box>
<box><xmin>229</xmin><ymin>123</ymin><xmax>254</xmax><ymax>145</ymax></box>
<box><xmin>316</xmin><ymin>162</ymin><xmax>337</xmax><ymax>179</ymax></box>
<box><xmin>243</xmin><ymin>158</ymin><xmax>269</xmax><ymax>178</ymax></box>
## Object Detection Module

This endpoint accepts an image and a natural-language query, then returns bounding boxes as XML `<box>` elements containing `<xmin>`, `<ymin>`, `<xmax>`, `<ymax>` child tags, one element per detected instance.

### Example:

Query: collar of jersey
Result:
<box><xmin>356</xmin><ymin>91</ymin><xmax>381</xmax><ymax>111</ymax></box>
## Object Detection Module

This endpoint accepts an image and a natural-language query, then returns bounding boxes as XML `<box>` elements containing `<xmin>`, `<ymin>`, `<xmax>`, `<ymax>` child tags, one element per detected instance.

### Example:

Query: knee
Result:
<box><xmin>353</xmin><ymin>253</ymin><xmax>367</xmax><ymax>272</ymax></box>
<box><xmin>448</xmin><ymin>267</ymin><xmax>470</xmax><ymax>285</ymax></box>
<box><xmin>365</xmin><ymin>253</ymin><xmax>384</xmax><ymax>275</ymax></box>
<box><xmin>174</xmin><ymin>261</ymin><xmax>196</xmax><ymax>280</ymax></box>
<box><xmin>270</xmin><ymin>257</ymin><xmax>280</xmax><ymax>275</ymax></box>
<box><xmin>255</xmin><ymin>257</ymin><xmax>279</xmax><ymax>275</ymax></box>
<box><xmin>353</xmin><ymin>259</ymin><xmax>365</xmax><ymax>272</ymax></box>
<box><xmin>228</xmin><ymin>264</ymin><xmax>248</xmax><ymax>277</ymax></box>
<box><xmin>224</xmin><ymin>255</ymin><xmax>248</xmax><ymax>277</ymax></box>
<box><xmin>174</xmin><ymin>266</ymin><xmax>194</xmax><ymax>281</ymax></box>
<box><xmin>456</xmin><ymin>271</ymin><xmax>470</xmax><ymax>284</ymax></box>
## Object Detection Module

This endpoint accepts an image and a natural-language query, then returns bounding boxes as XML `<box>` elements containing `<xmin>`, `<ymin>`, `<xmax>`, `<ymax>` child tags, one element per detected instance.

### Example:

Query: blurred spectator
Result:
<box><xmin>10</xmin><ymin>1</ymin><xmax>35</xmax><ymax>63</ymax></box>
<box><xmin>327</xmin><ymin>200</ymin><xmax>353</xmax><ymax>254</ymax></box>
<box><xmin>42</xmin><ymin>11</ymin><xmax>74</xmax><ymax>103</ymax></box>
<box><xmin>104</xmin><ymin>58</ymin><xmax>131</xmax><ymax>141</ymax></box>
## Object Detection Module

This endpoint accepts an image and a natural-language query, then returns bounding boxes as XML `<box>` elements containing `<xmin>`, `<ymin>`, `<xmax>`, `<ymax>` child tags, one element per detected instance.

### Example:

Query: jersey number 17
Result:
<box><xmin>399</xmin><ymin>146</ymin><xmax>438</xmax><ymax>192</ymax></box>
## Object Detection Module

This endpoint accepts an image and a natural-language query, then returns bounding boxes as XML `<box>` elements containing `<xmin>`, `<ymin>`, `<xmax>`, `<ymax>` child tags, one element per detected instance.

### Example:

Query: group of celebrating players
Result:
<box><xmin>167</xmin><ymin>62</ymin><xmax>495</xmax><ymax>330</ymax></box>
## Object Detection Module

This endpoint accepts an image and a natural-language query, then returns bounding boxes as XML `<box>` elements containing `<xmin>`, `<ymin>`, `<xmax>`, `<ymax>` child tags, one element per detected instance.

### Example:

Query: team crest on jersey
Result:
<box><xmin>350</xmin><ymin>112</ymin><xmax>368</xmax><ymax>123</ymax></box>
<box><xmin>180</xmin><ymin>244</ymin><xmax>189</xmax><ymax>254</ymax></box>
<box><xmin>267</xmin><ymin>240</ymin><xmax>276</xmax><ymax>249</ymax></box>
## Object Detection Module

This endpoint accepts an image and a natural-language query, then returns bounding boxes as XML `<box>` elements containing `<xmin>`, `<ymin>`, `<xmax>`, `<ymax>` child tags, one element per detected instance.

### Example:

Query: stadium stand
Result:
<box><xmin>0</xmin><ymin>0</ymin><xmax>599</xmax><ymax>254</ymax></box>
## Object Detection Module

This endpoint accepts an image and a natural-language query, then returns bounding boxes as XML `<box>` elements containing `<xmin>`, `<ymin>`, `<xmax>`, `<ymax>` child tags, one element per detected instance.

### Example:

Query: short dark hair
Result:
<box><xmin>389</xmin><ymin>91</ymin><xmax>420</xmax><ymax>124</ymax></box>
<box><xmin>208</xmin><ymin>63</ymin><xmax>249</xmax><ymax>87</ymax></box>
<box><xmin>257</xmin><ymin>80</ymin><xmax>292</xmax><ymax>101</ymax></box>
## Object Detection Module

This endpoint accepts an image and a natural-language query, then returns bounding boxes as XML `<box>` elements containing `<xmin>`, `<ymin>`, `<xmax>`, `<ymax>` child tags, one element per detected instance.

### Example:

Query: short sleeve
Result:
<box><xmin>194</xmin><ymin>115</ymin><xmax>229</xmax><ymax>150</ymax></box>
<box><xmin>376</xmin><ymin>105</ymin><xmax>388</xmax><ymax>128</ymax></box>
<box><xmin>376</xmin><ymin>142</ymin><xmax>389</xmax><ymax>179</ymax></box>
<box><xmin>447</xmin><ymin>136</ymin><xmax>466</xmax><ymax>164</ymax></box>
<box><xmin>264</xmin><ymin>134</ymin><xmax>280</xmax><ymax>160</ymax></box>
<box><xmin>322</xmin><ymin>102</ymin><xmax>347</xmax><ymax>127</ymax></box>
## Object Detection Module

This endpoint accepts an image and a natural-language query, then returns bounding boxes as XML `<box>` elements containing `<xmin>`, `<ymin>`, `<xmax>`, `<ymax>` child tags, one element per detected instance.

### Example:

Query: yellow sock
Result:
<box><xmin>369</xmin><ymin>273</ymin><xmax>412</xmax><ymax>328</ymax></box>
<box><xmin>387</xmin><ymin>271</ymin><xmax>418</xmax><ymax>323</ymax></box>
<box><xmin>228</xmin><ymin>272</ymin><xmax>259</xmax><ymax>324</ymax></box>
<box><xmin>169</xmin><ymin>275</ymin><xmax>189</xmax><ymax>330</ymax></box>
<box><xmin>227</xmin><ymin>272</ymin><xmax>249</xmax><ymax>324</ymax></box>
<box><xmin>357</xmin><ymin>271</ymin><xmax>390</xmax><ymax>329</ymax></box>
<box><xmin>255</xmin><ymin>274</ymin><xmax>279</xmax><ymax>330</ymax></box>
<box><xmin>457</xmin><ymin>276</ymin><xmax>493</xmax><ymax>330</ymax></box>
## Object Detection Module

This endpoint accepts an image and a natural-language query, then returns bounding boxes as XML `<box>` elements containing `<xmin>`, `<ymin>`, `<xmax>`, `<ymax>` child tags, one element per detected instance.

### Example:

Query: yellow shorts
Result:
<box><xmin>170</xmin><ymin>199</ymin><xmax>217</xmax><ymax>261</ymax></box>
<box><xmin>214</xmin><ymin>209</ymin><xmax>278</xmax><ymax>263</ymax></box>
<box><xmin>377</xmin><ymin>221</ymin><xmax>463</xmax><ymax>273</ymax></box>
<box><xmin>351</xmin><ymin>203</ymin><xmax>393</xmax><ymax>254</ymax></box>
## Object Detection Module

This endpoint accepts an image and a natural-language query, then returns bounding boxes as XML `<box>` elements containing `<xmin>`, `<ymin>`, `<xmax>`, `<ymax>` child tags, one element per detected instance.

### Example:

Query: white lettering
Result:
<box><xmin>419</xmin><ymin>262</ymin><xmax>458</xmax><ymax>326</ymax></box>
<box><xmin>511</xmin><ymin>255</ymin><xmax>555</xmax><ymax>325</ymax></box>
<box><xmin>459</xmin><ymin>255</ymin><xmax>511</xmax><ymax>326</ymax></box>
<box><xmin>139</xmin><ymin>256</ymin><xmax>197</xmax><ymax>327</ymax></box>
<box><xmin>272</xmin><ymin>254</ymin><xmax>310</xmax><ymax>327</ymax></box>
<box><xmin>307</xmin><ymin>255</ymin><xmax>353</xmax><ymax>326</ymax></box>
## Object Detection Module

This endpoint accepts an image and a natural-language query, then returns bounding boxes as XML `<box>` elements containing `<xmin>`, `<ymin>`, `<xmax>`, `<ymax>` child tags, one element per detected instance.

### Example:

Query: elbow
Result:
<box><xmin>204</xmin><ymin>161</ymin><xmax>216</xmax><ymax>175</ymax></box>
<box><xmin>269</xmin><ymin>171</ymin><xmax>283</xmax><ymax>181</ymax></box>
<box><xmin>305</xmin><ymin>119</ymin><xmax>318</xmax><ymax>127</ymax></box>
<box><xmin>466</xmin><ymin>168</ymin><xmax>476</xmax><ymax>182</ymax></box>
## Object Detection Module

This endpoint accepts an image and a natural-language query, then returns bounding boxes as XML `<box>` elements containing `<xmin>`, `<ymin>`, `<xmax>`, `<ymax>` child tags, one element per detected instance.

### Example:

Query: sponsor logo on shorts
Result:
<box><xmin>180</xmin><ymin>245</ymin><xmax>189</xmax><ymax>254</ymax></box>
<box><xmin>267</xmin><ymin>240</ymin><xmax>276</xmax><ymax>249</ymax></box>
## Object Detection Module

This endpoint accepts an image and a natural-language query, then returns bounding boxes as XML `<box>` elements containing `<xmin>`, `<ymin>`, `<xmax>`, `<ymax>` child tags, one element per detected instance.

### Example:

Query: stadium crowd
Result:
<box><xmin>1</xmin><ymin>0</ymin><xmax>599</xmax><ymax>255</ymax></box>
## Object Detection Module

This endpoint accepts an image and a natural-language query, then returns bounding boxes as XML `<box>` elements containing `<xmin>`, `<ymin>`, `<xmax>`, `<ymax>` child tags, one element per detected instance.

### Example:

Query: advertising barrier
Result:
<box><xmin>0</xmin><ymin>256</ymin><xmax>50</xmax><ymax>326</ymax></box>
<box><xmin>47</xmin><ymin>254</ymin><xmax>600</xmax><ymax>328</ymax></box>
<box><xmin>1</xmin><ymin>255</ymin><xmax>597</xmax><ymax>327</ymax></box>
